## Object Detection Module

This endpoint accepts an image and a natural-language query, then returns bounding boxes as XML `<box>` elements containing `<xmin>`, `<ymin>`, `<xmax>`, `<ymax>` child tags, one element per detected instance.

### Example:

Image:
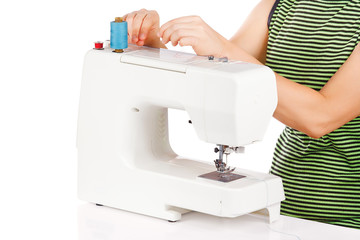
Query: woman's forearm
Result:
<box><xmin>274</xmin><ymin>74</ymin><xmax>329</xmax><ymax>138</ymax></box>
<box><xmin>223</xmin><ymin>42</ymin><xmax>331</xmax><ymax>138</ymax></box>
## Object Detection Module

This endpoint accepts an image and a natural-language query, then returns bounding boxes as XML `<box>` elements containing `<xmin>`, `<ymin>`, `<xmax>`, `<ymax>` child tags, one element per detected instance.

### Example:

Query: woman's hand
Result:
<box><xmin>123</xmin><ymin>9</ymin><xmax>165</xmax><ymax>48</ymax></box>
<box><xmin>159</xmin><ymin>16</ymin><xmax>230</xmax><ymax>57</ymax></box>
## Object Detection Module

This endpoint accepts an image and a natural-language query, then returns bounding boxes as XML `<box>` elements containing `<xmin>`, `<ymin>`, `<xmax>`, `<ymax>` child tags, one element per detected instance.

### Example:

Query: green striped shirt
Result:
<box><xmin>267</xmin><ymin>0</ymin><xmax>360</xmax><ymax>229</ymax></box>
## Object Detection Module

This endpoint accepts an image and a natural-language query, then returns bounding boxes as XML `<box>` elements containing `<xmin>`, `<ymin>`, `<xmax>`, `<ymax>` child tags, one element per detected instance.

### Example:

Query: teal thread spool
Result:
<box><xmin>110</xmin><ymin>17</ymin><xmax>128</xmax><ymax>53</ymax></box>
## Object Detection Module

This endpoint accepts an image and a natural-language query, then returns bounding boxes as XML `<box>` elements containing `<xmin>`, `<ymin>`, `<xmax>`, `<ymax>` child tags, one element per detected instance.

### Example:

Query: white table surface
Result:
<box><xmin>78</xmin><ymin>203</ymin><xmax>360</xmax><ymax>240</ymax></box>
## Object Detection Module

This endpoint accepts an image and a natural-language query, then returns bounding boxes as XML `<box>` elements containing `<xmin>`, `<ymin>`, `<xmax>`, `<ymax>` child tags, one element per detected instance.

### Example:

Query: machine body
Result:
<box><xmin>77</xmin><ymin>44</ymin><xmax>285</xmax><ymax>222</ymax></box>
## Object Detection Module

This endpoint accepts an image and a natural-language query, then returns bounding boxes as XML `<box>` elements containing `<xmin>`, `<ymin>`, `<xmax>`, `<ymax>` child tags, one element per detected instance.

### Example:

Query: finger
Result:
<box><xmin>124</xmin><ymin>12</ymin><xmax>136</xmax><ymax>42</ymax></box>
<box><xmin>131</xmin><ymin>10</ymin><xmax>148</xmax><ymax>43</ymax></box>
<box><xmin>161</xmin><ymin>22</ymin><xmax>194</xmax><ymax>45</ymax></box>
<box><xmin>137</xmin><ymin>40</ymin><xmax>145</xmax><ymax>46</ymax></box>
<box><xmin>159</xmin><ymin>15</ymin><xmax>201</xmax><ymax>37</ymax></box>
<box><xmin>162</xmin><ymin>23</ymin><xmax>198</xmax><ymax>44</ymax></box>
<box><xmin>122</xmin><ymin>14</ymin><xmax>128</xmax><ymax>21</ymax></box>
<box><xmin>138</xmin><ymin>11</ymin><xmax>158</xmax><ymax>41</ymax></box>
<box><xmin>169</xmin><ymin>29</ymin><xmax>200</xmax><ymax>47</ymax></box>
<box><xmin>122</xmin><ymin>14</ymin><xmax>130</xmax><ymax>42</ymax></box>
<box><xmin>178</xmin><ymin>37</ymin><xmax>198</xmax><ymax>47</ymax></box>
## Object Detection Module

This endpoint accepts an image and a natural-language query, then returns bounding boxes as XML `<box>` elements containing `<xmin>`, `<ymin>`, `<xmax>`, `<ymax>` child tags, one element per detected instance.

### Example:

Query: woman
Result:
<box><xmin>124</xmin><ymin>0</ymin><xmax>360</xmax><ymax>229</ymax></box>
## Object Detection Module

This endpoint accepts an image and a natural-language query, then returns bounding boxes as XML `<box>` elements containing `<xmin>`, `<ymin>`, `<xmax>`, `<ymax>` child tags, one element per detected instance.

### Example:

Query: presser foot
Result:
<box><xmin>205</xmin><ymin>144</ymin><xmax>246</xmax><ymax>182</ymax></box>
<box><xmin>216</xmin><ymin>166</ymin><xmax>236</xmax><ymax>174</ymax></box>
<box><xmin>214</xmin><ymin>158</ymin><xmax>234</xmax><ymax>173</ymax></box>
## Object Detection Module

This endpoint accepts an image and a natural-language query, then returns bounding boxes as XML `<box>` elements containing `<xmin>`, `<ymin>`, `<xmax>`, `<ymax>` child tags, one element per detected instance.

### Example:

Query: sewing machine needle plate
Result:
<box><xmin>198</xmin><ymin>171</ymin><xmax>246</xmax><ymax>183</ymax></box>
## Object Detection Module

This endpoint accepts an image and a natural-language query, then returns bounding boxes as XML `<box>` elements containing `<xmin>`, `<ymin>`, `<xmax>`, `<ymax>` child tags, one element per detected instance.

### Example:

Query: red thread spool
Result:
<box><xmin>94</xmin><ymin>41</ymin><xmax>104</xmax><ymax>49</ymax></box>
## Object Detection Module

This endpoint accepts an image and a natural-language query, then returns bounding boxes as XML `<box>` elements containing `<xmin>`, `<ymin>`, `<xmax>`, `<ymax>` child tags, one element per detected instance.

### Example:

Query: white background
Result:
<box><xmin>0</xmin><ymin>0</ymin><xmax>288</xmax><ymax>239</ymax></box>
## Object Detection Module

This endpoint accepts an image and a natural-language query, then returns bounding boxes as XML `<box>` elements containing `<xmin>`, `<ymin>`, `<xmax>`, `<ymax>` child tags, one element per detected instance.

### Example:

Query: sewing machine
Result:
<box><xmin>77</xmin><ymin>43</ymin><xmax>285</xmax><ymax>223</ymax></box>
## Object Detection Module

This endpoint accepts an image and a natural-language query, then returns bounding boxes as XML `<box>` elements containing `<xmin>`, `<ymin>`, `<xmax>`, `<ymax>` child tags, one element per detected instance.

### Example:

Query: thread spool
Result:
<box><xmin>94</xmin><ymin>41</ymin><xmax>104</xmax><ymax>50</ymax></box>
<box><xmin>110</xmin><ymin>17</ymin><xmax>128</xmax><ymax>53</ymax></box>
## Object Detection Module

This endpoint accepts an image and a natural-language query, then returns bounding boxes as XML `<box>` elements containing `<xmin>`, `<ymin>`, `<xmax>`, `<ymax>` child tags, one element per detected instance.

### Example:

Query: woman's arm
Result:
<box><xmin>229</xmin><ymin>0</ymin><xmax>275</xmax><ymax>64</ymax></box>
<box><xmin>220</xmin><ymin>41</ymin><xmax>360</xmax><ymax>138</ymax></box>
<box><xmin>159</xmin><ymin>0</ymin><xmax>360</xmax><ymax>138</ymax></box>
<box><xmin>274</xmin><ymin>44</ymin><xmax>360</xmax><ymax>138</ymax></box>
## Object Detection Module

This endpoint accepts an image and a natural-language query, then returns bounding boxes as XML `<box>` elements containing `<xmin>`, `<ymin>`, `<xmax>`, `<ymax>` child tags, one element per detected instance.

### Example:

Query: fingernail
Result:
<box><xmin>132</xmin><ymin>35</ymin><xmax>138</xmax><ymax>42</ymax></box>
<box><xmin>139</xmin><ymin>33</ymin><xmax>146</xmax><ymax>40</ymax></box>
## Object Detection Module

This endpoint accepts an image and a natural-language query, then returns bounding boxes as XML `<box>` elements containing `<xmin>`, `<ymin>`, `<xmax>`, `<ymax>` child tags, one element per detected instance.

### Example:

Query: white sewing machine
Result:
<box><xmin>77</xmin><ymin>44</ymin><xmax>285</xmax><ymax>223</ymax></box>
